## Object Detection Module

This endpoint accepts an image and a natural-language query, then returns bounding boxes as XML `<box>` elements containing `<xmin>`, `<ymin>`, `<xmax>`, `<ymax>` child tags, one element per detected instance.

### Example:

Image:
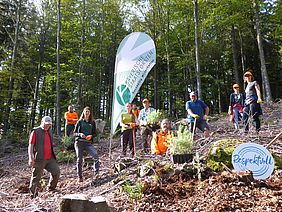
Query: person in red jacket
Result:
<box><xmin>28</xmin><ymin>116</ymin><xmax>60</xmax><ymax>198</ymax></box>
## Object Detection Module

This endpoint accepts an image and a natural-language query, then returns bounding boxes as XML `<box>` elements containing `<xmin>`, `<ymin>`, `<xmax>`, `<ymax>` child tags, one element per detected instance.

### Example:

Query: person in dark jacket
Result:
<box><xmin>243</xmin><ymin>71</ymin><xmax>263</xmax><ymax>133</ymax></box>
<box><xmin>28</xmin><ymin>116</ymin><xmax>60</xmax><ymax>198</ymax></box>
<box><xmin>74</xmin><ymin>106</ymin><xmax>100</xmax><ymax>182</ymax></box>
<box><xmin>228</xmin><ymin>83</ymin><xmax>244</xmax><ymax>130</ymax></box>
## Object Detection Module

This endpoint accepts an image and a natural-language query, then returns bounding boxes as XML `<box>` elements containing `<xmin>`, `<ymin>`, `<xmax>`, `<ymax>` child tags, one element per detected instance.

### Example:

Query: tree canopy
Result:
<box><xmin>0</xmin><ymin>0</ymin><xmax>281</xmax><ymax>138</ymax></box>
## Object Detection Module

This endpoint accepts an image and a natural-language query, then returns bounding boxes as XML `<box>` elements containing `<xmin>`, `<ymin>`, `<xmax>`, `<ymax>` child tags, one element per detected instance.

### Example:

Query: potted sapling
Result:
<box><xmin>146</xmin><ymin>109</ymin><xmax>166</xmax><ymax>132</ymax></box>
<box><xmin>168</xmin><ymin>125</ymin><xmax>194</xmax><ymax>164</ymax></box>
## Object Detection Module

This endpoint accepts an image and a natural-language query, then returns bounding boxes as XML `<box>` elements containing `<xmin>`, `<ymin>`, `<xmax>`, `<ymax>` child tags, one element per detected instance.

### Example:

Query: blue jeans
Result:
<box><xmin>243</xmin><ymin>102</ymin><xmax>261</xmax><ymax>132</ymax></box>
<box><xmin>74</xmin><ymin>140</ymin><xmax>99</xmax><ymax>178</ymax></box>
<box><xmin>233</xmin><ymin>107</ymin><xmax>243</xmax><ymax>129</ymax></box>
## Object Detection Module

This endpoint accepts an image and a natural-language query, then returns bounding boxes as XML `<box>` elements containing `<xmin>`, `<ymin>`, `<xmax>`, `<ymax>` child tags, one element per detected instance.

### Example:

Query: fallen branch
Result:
<box><xmin>220</xmin><ymin>162</ymin><xmax>233</xmax><ymax>173</ymax></box>
<box><xmin>98</xmin><ymin>179</ymin><xmax>126</xmax><ymax>195</ymax></box>
<box><xmin>266</xmin><ymin>131</ymin><xmax>282</xmax><ymax>148</ymax></box>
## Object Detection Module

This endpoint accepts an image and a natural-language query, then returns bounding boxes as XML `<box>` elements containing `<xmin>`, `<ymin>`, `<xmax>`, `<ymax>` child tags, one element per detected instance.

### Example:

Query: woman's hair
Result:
<box><xmin>79</xmin><ymin>106</ymin><xmax>94</xmax><ymax>122</ymax></box>
<box><xmin>244</xmin><ymin>70</ymin><xmax>254</xmax><ymax>81</ymax></box>
<box><xmin>125</xmin><ymin>102</ymin><xmax>133</xmax><ymax>114</ymax></box>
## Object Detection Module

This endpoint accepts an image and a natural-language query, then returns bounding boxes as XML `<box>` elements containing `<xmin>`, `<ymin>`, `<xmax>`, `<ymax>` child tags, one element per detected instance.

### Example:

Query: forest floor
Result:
<box><xmin>0</xmin><ymin>102</ymin><xmax>282</xmax><ymax>212</ymax></box>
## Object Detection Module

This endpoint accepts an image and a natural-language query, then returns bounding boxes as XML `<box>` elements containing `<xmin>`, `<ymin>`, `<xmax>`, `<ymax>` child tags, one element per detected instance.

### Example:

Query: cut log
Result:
<box><xmin>60</xmin><ymin>194</ymin><xmax>111</xmax><ymax>212</ymax></box>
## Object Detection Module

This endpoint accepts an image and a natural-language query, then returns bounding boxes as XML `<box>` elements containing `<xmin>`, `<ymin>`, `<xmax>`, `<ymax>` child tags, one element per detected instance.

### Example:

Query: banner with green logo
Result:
<box><xmin>111</xmin><ymin>32</ymin><xmax>156</xmax><ymax>134</ymax></box>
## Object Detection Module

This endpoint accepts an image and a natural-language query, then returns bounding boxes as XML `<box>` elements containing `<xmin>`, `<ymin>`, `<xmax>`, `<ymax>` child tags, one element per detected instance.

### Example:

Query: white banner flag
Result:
<box><xmin>111</xmin><ymin>32</ymin><xmax>156</xmax><ymax>134</ymax></box>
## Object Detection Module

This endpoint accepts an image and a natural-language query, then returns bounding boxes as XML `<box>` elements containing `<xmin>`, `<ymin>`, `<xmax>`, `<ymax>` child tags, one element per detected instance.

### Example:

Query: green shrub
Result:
<box><xmin>168</xmin><ymin>125</ymin><xmax>193</xmax><ymax>154</ymax></box>
<box><xmin>146</xmin><ymin>110</ymin><xmax>166</xmax><ymax>125</ymax></box>
<box><xmin>122</xmin><ymin>180</ymin><xmax>144</xmax><ymax>199</ymax></box>
<box><xmin>56</xmin><ymin>150</ymin><xmax>76</xmax><ymax>163</ymax></box>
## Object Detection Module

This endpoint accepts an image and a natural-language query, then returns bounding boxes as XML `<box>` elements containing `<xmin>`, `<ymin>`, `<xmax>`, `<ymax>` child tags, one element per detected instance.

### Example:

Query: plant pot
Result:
<box><xmin>171</xmin><ymin>154</ymin><xmax>193</xmax><ymax>164</ymax></box>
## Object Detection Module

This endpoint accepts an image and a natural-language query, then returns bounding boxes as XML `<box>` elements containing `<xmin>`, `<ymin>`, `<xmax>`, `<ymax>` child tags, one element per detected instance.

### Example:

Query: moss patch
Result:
<box><xmin>207</xmin><ymin>138</ymin><xmax>243</xmax><ymax>172</ymax></box>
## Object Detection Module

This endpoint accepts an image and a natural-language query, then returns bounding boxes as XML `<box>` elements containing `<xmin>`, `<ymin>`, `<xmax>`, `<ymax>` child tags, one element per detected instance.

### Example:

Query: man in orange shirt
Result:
<box><xmin>151</xmin><ymin>119</ymin><xmax>172</xmax><ymax>155</ymax></box>
<box><xmin>64</xmin><ymin>105</ymin><xmax>79</xmax><ymax>136</ymax></box>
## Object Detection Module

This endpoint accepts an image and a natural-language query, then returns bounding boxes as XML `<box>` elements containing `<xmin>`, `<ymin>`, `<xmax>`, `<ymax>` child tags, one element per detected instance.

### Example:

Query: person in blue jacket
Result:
<box><xmin>186</xmin><ymin>91</ymin><xmax>210</xmax><ymax>137</ymax></box>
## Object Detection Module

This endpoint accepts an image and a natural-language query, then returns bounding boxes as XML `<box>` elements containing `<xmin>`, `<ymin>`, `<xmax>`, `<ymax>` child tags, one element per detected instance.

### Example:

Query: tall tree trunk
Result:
<box><xmin>216</xmin><ymin>60</ymin><xmax>221</xmax><ymax>113</ymax></box>
<box><xmin>3</xmin><ymin>0</ymin><xmax>21</xmax><ymax>134</ymax></box>
<box><xmin>153</xmin><ymin>0</ymin><xmax>158</xmax><ymax>109</ymax></box>
<box><xmin>193</xmin><ymin>0</ymin><xmax>202</xmax><ymax>99</ymax></box>
<box><xmin>30</xmin><ymin>24</ymin><xmax>47</xmax><ymax>130</ymax></box>
<box><xmin>56</xmin><ymin>0</ymin><xmax>61</xmax><ymax>136</ymax></box>
<box><xmin>238</xmin><ymin>29</ymin><xmax>246</xmax><ymax>76</ymax></box>
<box><xmin>231</xmin><ymin>25</ymin><xmax>239</xmax><ymax>83</ymax></box>
<box><xmin>165</xmin><ymin>0</ymin><xmax>172</xmax><ymax>116</ymax></box>
<box><xmin>253</xmin><ymin>0</ymin><xmax>272</xmax><ymax>104</ymax></box>
<box><xmin>77</xmin><ymin>0</ymin><xmax>86</xmax><ymax>110</ymax></box>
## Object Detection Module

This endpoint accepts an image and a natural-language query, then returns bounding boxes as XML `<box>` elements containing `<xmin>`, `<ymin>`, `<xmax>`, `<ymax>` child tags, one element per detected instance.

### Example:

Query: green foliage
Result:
<box><xmin>56</xmin><ymin>150</ymin><xmax>76</xmax><ymax>163</ymax></box>
<box><xmin>122</xmin><ymin>180</ymin><xmax>144</xmax><ymax>200</ymax></box>
<box><xmin>207</xmin><ymin>138</ymin><xmax>242</xmax><ymax>172</ymax></box>
<box><xmin>272</xmin><ymin>153</ymin><xmax>282</xmax><ymax>170</ymax></box>
<box><xmin>168</xmin><ymin>125</ymin><xmax>193</xmax><ymax>154</ymax></box>
<box><xmin>60</xmin><ymin>136</ymin><xmax>72</xmax><ymax>149</ymax></box>
<box><xmin>0</xmin><ymin>0</ymin><xmax>281</xmax><ymax>137</ymax></box>
<box><xmin>146</xmin><ymin>110</ymin><xmax>166</xmax><ymax>125</ymax></box>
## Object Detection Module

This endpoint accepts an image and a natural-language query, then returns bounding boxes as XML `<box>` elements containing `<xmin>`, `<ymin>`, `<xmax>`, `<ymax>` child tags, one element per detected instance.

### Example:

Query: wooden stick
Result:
<box><xmin>266</xmin><ymin>131</ymin><xmax>282</xmax><ymax>148</ymax></box>
<box><xmin>133</xmin><ymin>127</ymin><xmax>136</xmax><ymax>158</ymax></box>
<box><xmin>192</xmin><ymin>118</ymin><xmax>197</xmax><ymax>140</ymax></box>
<box><xmin>98</xmin><ymin>179</ymin><xmax>126</xmax><ymax>195</ymax></box>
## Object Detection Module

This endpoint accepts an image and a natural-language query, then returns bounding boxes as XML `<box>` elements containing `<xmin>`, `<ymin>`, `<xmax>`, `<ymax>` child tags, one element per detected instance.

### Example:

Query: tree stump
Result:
<box><xmin>60</xmin><ymin>194</ymin><xmax>111</xmax><ymax>212</ymax></box>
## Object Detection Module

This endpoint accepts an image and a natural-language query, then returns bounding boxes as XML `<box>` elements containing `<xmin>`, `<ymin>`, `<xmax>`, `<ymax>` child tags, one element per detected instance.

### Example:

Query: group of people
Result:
<box><xmin>27</xmin><ymin>70</ymin><xmax>263</xmax><ymax>198</ymax></box>
<box><xmin>228</xmin><ymin>71</ymin><xmax>263</xmax><ymax>133</ymax></box>
<box><xmin>120</xmin><ymin>70</ymin><xmax>263</xmax><ymax>158</ymax></box>
<box><xmin>120</xmin><ymin>93</ymin><xmax>211</xmax><ymax>158</ymax></box>
<box><xmin>28</xmin><ymin>106</ymin><xmax>99</xmax><ymax>198</ymax></box>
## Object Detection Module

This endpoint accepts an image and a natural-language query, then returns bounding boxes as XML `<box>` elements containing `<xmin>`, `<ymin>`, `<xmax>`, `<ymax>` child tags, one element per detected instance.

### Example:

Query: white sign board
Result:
<box><xmin>232</xmin><ymin>143</ymin><xmax>274</xmax><ymax>180</ymax></box>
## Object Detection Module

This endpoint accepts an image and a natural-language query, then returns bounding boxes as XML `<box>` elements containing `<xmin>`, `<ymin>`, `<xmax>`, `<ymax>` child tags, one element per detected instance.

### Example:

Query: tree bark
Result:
<box><xmin>3</xmin><ymin>0</ymin><xmax>21</xmax><ymax>134</ymax></box>
<box><xmin>253</xmin><ymin>0</ymin><xmax>272</xmax><ymax>104</ymax></box>
<box><xmin>231</xmin><ymin>25</ymin><xmax>239</xmax><ymax>83</ymax></box>
<box><xmin>30</xmin><ymin>23</ymin><xmax>48</xmax><ymax>130</ymax></box>
<box><xmin>165</xmin><ymin>0</ymin><xmax>172</xmax><ymax>116</ymax></box>
<box><xmin>77</xmin><ymin>0</ymin><xmax>86</xmax><ymax>110</ymax></box>
<box><xmin>56</xmin><ymin>0</ymin><xmax>61</xmax><ymax>136</ymax></box>
<box><xmin>153</xmin><ymin>0</ymin><xmax>158</xmax><ymax>109</ymax></box>
<box><xmin>193</xmin><ymin>0</ymin><xmax>202</xmax><ymax>99</ymax></box>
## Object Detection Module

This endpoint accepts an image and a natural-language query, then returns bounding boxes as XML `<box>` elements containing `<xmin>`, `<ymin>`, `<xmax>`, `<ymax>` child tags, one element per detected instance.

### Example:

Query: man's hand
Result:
<box><xmin>193</xmin><ymin>114</ymin><xmax>199</xmax><ymax>119</ymax></box>
<box><xmin>79</xmin><ymin>133</ymin><xmax>86</xmax><ymax>138</ymax></box>
<box><xmin>86</xmin><ymin>135</ymin><xmax>92</xmax><ymax>141</ymax></box>
<box><xmin>203</xmin><ymin>115</ymin><xmax>208</xmax><ymax>121</ymax></box>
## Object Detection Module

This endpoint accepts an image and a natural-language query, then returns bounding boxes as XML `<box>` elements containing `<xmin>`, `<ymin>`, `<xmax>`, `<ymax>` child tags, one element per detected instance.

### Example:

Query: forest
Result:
<box><xmin>0</xmin><ymin>0</ymin><xmax>281</xmax><ymax>138</ymax></box>
<box><xmin>1</xmin><ymin>1</ymin><xmax>282</xmax><ymax>211</ymax></box>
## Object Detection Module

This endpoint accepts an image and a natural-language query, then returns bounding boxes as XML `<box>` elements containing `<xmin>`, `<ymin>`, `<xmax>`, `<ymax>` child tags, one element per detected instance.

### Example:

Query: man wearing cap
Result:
<box><xmin>28</xmin><ymin>116</ymin><xmax>60</xmax><ymax>198</ymax></box>
<box><xmin>138</xmin><ymin>98</ymin><xmax>155</xmax><ymax>153</ymax></box>
<box><xmin>186</xmin><ymin>92</ymin><xmax>210</xmax><ymax>137</ymax></box>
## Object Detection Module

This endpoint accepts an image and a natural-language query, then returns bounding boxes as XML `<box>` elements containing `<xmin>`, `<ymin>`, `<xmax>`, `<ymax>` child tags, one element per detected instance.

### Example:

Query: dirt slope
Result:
<box><xmin>0</xmin><ymin>103</ymin><xmax>281</xmax><ymax>211</ymax></box>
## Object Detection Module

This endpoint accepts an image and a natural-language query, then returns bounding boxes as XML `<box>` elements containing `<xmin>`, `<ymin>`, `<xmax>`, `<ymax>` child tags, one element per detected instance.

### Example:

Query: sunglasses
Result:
<box><xmin>233</xmin><ymin>87</ymin><xmax>239</xmax><ymax>89</ymax></box>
